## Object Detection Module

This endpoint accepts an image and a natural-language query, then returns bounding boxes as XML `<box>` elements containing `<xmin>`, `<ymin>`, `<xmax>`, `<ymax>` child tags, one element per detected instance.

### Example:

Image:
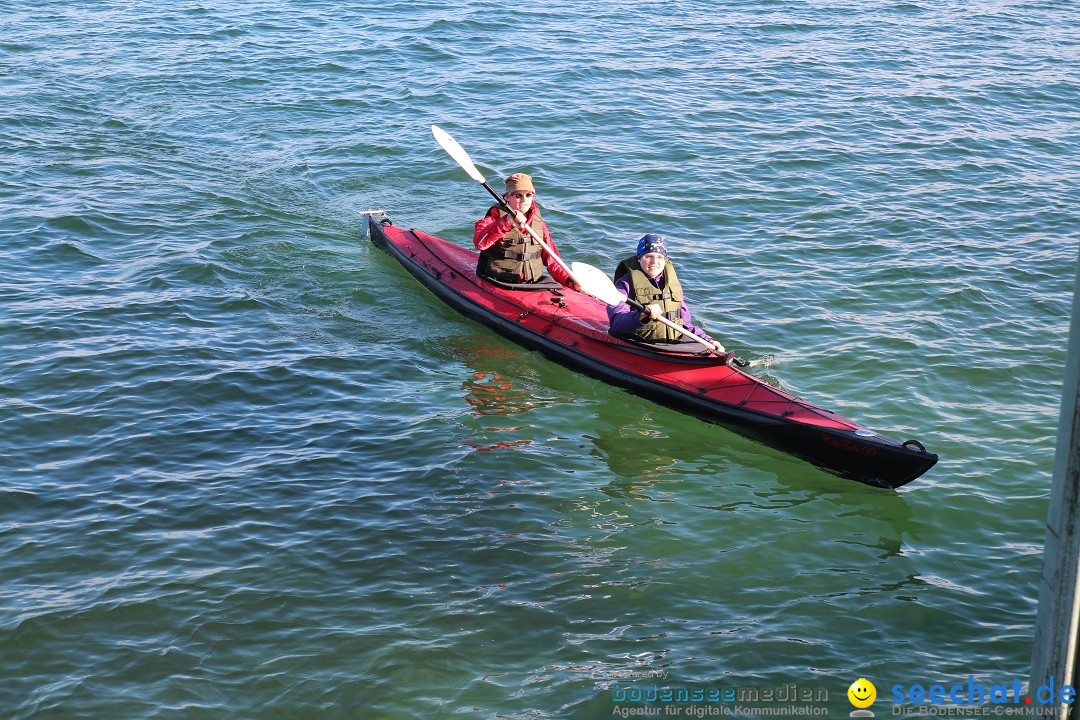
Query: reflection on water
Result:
<box><xmin>462</xmin><ymin>370</ymin><xmax>543</xmax><ymax>417</ymax></box>
<box><xmin>587</xmin><ymin>424</ymin><xmax>679</xmax><ymax>483</ymax></box>
<box><xmin>459</xmin><ymin>370</ymin><xmax>536</xmax><ymax>450</ymax></box>
<box><xmin>462</xmin><ymin>432</ymin><xmax>532</xmax><ymax>453</ymax></box>
<box><xmin>830</xmin><ymin>492</ymin><xmax>915</xmax><ymax>561</ymax></box>
<box><xmin>582</xmin><ymin>397</ymin><xmax>916</xmax><ymax>563</ymax></box>
<box><xmin>450</xmin><ymin>337</ymin><xmax>577</xmax><ymax>452</ymax></box>
<box><xmin>448</xmin><ymin>337</ymin><xmax>574</xmax><ymax>417</ymax></box>
<box><xmin>445</xmin><ymin>332</ymin><xmax>916</xmax><ymax>563</ymax></box>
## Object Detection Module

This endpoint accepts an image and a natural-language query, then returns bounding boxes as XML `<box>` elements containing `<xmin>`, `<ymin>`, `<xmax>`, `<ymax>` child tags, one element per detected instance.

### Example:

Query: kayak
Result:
<box><xmin>365</xmin><ymin>214</ymin><xmax>937</xmax><ymax>488</ymax></box>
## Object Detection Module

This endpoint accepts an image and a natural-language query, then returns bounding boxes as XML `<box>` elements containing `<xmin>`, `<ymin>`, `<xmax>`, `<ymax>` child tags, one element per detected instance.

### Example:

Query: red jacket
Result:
<box><xmin>472</xmin><ymin>205</ymin><xmax>573</xmax><ymax>286</ymax></box>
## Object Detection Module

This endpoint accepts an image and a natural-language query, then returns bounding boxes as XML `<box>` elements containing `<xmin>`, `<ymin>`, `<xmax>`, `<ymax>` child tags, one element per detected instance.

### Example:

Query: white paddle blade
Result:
<box><xmin>431</xmin><ymin>125</ymin><xmax>486</xmax><ymax>184</ymax></box>
<box><xmin>570</xmin><ymin>261</ymin><xmax>627</xmax><ymax>306</ymax></box>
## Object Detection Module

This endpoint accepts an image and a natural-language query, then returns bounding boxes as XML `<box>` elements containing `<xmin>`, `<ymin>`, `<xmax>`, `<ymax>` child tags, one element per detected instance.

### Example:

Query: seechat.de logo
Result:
<box><xmin>848</xmin><ymin>678</ymin><xmax>877</xmax><ymax>717</ymax></box>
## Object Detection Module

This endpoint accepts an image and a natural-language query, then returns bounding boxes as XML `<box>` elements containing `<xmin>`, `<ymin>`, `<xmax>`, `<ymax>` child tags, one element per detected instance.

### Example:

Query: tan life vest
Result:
<box><xmin>614</xmin><ymin>255</ymin><xmax>685</xmax><ymax>342</ymax></box>
<box><xmin>478</xmin><ymin>207</ymin><xmax>547</xmax><ymax>283</ymax></box>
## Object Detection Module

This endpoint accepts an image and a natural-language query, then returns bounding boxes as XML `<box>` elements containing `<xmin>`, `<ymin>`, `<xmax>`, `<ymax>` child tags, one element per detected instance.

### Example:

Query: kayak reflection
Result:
<box><xmin>462</xmin><ymin>370</ymin><xmax>542</xmax><ymax>417</ymax></box>
<box><xmin>457</xmin><ymin>370</ymin><xmax>535</xmax><ymax>451</ymax></box>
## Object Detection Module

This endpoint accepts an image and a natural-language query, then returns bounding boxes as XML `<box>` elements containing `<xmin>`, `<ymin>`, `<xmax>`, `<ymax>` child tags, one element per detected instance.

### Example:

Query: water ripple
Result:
<box><xmin>1</xmin><ymin>0</ymin><xmax>1077</xmax><ymax>717</ymax></box>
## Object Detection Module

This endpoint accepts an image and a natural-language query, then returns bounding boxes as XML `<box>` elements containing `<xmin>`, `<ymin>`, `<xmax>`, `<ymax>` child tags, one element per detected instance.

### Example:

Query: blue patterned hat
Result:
<box><xmin>636</xmin><ymin>234</ymin><xmax>668</xmax><ymax>258</ymax></box>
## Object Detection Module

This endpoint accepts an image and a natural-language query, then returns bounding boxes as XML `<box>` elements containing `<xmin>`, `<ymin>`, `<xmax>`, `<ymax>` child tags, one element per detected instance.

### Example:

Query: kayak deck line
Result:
<box><xmin>366</xmin><ymin>214</ymin><xmax>938</xmax><ymax>488</ymax></box>
<box><xmin>404</xmin><ymin>228</ymin><xmax>574</xmax><ymax>339</ymax></box>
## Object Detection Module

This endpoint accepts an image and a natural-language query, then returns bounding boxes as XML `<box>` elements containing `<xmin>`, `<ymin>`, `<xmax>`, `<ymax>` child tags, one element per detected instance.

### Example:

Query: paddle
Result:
<box><xmin>431</xmin><ymin>125</ymin><xmax>581</xmax><ymax>284</ymax></box>
<box><xmin>569</xmin><ymin>262</ymin><xmax>733</xmax><ymax>357</ymax></box>
<box><xmin>431</xmin><ymin>124</ymin><xmax>734</xmax><ymax>361</ymax></box>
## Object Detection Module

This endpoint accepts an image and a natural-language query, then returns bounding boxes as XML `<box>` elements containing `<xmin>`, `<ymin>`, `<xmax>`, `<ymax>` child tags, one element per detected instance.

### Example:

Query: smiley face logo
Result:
<box><xmin>848</xmin><ymin>678</ymin><xmax>877</xmax><ymax>709</ymax></box>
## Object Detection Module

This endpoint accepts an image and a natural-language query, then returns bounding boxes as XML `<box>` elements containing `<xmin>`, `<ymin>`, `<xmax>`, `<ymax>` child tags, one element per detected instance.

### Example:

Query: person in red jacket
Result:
<box><xmin>472</xmin><ymin>173</ymin><xmax>578</xmax><ymax>289</ymax></box>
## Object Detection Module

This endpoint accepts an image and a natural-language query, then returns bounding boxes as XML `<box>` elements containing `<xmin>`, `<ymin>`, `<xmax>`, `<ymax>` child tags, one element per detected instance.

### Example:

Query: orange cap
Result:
<box><xmin>504</xmin><ymin>173</ymin><xmax>535</xmax><ymax>193</ymax></box>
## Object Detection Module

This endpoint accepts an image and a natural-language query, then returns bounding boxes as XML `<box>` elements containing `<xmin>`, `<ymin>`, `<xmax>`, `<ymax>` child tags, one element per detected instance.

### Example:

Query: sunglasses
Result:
<box><xmin>509</xmin><ymin>191</ymin><xmax>535</xmax><ymax>199</ymax></box>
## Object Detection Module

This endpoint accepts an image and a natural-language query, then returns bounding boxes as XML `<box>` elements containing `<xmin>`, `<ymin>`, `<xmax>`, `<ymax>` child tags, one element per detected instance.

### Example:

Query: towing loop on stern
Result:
<box><xmin>902</xmin><ymin>439</ymin><xmax>927</xmax><ymax>452</ymax></box>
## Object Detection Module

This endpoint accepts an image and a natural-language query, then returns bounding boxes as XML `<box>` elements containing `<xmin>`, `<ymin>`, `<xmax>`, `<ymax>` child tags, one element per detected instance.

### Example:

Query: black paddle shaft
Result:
<box><xmin>482</xmin><ymin>182</ymin><xmax>512</xmax><ymax>213</ymax></box>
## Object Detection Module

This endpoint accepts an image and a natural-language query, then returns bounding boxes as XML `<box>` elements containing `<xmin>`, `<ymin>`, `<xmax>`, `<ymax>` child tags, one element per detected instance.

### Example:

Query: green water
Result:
<box><xmin>2</xmin><ymin>1</ymin><xmax>1077</xmax><ymax>718</ymax></box>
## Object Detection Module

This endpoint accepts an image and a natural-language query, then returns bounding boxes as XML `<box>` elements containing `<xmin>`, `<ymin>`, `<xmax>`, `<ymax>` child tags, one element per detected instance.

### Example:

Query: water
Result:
<box><xmin>2</xmin><ymin>1</ymin><xmax>1077</xmax><ymax>718</ymax></box>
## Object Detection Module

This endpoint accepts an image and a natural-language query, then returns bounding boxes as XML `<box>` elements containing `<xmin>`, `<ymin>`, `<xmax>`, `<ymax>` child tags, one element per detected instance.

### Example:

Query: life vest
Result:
<box><xmin>614</xmin><ymin>255</ymin><xmax>685</xmax><ymax>342</ymax></box>
<box><xmin>477</xmin><ymin>206</ymin><xmax>547</xmax><ymax>283</ymax></box>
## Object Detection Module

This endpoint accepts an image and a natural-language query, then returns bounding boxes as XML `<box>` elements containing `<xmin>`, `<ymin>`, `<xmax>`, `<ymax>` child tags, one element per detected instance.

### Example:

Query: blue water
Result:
<box><xmin>2</xmin><ymin>1</ymin><xmax>1077</xmax><ymax>718</ymax></box>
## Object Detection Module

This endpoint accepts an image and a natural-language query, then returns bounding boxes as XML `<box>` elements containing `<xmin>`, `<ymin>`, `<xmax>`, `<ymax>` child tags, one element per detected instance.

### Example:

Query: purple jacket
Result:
<box><xmin>607</xmin><ymin>271</ymin><xmax>716</xmax><ymax>343</ymax></box>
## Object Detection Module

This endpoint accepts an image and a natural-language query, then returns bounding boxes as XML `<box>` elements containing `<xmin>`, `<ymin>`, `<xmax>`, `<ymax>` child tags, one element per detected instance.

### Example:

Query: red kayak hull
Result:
<box><xmin>368</xmin><ymin>216</ymin><xmax>937</xmax><ymax>488</ymax></box>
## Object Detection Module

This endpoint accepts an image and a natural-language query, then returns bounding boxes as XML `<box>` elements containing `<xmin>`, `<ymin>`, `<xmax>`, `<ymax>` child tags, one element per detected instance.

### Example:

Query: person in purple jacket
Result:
<box><xmin>607</xmin><ymin>234</ymin><xmax>726</xmax><ymax>354</ymax></box>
